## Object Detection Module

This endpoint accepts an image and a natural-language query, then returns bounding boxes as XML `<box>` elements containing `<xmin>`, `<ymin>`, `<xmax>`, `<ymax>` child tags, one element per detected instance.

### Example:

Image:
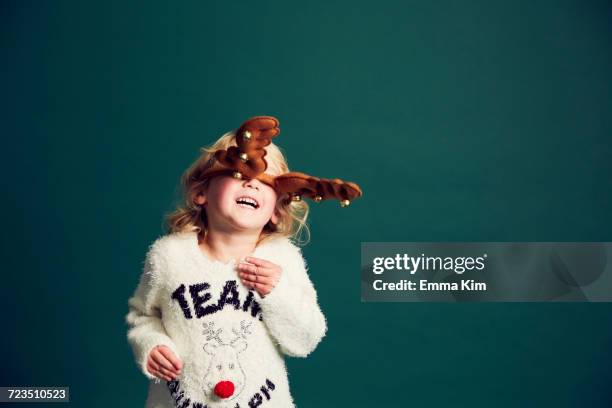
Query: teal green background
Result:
<box><xmin>2</xmin><ymin>1</ymin><xmax>611</xmax><ymax>407</ymax></box>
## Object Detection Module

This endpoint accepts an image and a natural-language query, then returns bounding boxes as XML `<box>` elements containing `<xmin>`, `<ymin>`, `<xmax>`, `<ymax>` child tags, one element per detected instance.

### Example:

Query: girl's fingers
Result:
<box><xmin>237</xmin><ymin>262</ymin><xmax>271</xmax><ymax>276</ymax></box>
<box><xmin>157</xmin><ymin>347</ymin><xmax>183</xmax><ymax>371</ymax></box>
<box><xmin>148</xmin><ymin>359</ymin><xmax>178</xmax><ymax>377</ymax></box>
<box><xmin>159</xmin><ymin>372</ymin><xmax>172</xmax><ymax>381</ymax></box>
<box><xmin>159</xmin><ymin>366</ymin><xmax>178</xmax><ymax>379</ymax></box>
<box><xmin>236</xmin><ymin>257</ymin><xmax>280</xmax><ymax>296</ymax></box>
<box><xmin>238</xmin><ymin>262</ymin><xmax>280</xmax><ymax>278</ymax></box>
<box><xmin>252</xmin><ymin>282</ymin><xmax>270</xmax><ymax>295</ymax></box>
<box><xmin>147</xmin><ymin>361</ymin><xmax>175</xmax><ymax>381</ymax></box>
<box><xmin>151</xmin><ymin>349</ymin><xmax>181</xmax><ymax>374</ymax></box>
<box><xmin>244</xmin><ymin>256</ymin><xmax>277</xmax><ymax>269</ymax></box>
<box><xmin>239</xmin><ymin>271</ymin><xmax>274</xmax><ymax>286</ymax></box>
<box><xmin>151</xmin><ymin>348</ymin><xmax>173</xmax><ymax>371</ymax></box>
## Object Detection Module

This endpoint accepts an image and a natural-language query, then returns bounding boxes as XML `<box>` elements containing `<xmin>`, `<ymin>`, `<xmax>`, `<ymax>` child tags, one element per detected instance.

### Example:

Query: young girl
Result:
<box><xmin>126</xmin><ymin>116</ymin><xmax>361</xmax><ymax>408</ymax></box>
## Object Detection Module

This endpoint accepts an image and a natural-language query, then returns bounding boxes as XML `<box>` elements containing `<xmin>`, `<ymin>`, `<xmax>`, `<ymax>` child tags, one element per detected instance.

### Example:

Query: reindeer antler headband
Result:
<box><xmin>200</xmin><ymin>116</ymin><xmax>363</xmax><ymax>207</ymax></box>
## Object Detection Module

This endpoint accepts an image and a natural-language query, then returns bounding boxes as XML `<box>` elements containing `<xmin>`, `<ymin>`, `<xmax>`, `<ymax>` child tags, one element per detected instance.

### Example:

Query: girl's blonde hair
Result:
<box><xmin>164</xmin><ymin>131</ymin><xmax>310</xmax><ymax>246</ymax></box>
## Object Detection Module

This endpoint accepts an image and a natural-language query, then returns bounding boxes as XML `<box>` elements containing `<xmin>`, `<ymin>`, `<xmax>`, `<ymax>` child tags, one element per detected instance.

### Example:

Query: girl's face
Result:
<box><xmin>196</xmin><ymin>175</ymin><xmax>280</xmax><ymax>233</ymax></box>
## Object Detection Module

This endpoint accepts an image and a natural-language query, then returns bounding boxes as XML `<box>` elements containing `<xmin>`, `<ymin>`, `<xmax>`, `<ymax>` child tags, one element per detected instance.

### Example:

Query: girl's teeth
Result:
<box><xmin>236</xmin><ymin>197</ymin><xmax>258</xmax><ymax>208</ymax></box>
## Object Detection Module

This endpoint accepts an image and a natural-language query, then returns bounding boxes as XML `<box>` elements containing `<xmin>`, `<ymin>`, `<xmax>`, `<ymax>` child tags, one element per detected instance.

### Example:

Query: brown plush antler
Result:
<box><xmin>214</xmin><ymin>116</ymin><xmax>280</xmax><ymax>181</ymax></box>
<box><xmin>275</xmin><ymin>172</ymin><xmax>363</xmax><ymax>207</ymax></box>
<box><xmin>204</xmin><ymin>115</ymin><xmax>363</xmax><ymax>207</ymax></box>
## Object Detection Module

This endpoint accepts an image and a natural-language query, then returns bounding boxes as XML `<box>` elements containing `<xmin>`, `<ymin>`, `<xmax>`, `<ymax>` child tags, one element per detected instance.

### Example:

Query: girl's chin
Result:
<box><xmin>228</xmin><ymin>219</ymin><xmax>267</xmax><ymax>231</ymax></box>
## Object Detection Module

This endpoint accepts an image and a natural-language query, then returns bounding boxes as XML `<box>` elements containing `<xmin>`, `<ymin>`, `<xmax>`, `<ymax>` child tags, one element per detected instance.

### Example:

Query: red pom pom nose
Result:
<box><xmin>214</xmin><ymin>381</ymin><xmax>235</xmax><ymax>398</ymax></box>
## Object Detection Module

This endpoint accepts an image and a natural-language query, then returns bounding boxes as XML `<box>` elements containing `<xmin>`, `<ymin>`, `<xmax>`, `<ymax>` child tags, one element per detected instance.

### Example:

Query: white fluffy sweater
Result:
<box><xmin>125</xmin><ymin>231</ymin><xmax>327</xmax><ymax>408</ymax></box>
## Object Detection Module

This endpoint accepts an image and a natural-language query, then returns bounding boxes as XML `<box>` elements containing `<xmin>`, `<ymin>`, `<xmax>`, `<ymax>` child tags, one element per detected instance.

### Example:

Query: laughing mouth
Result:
<box><xmin>235</xmin><ymin>196</ymin><xmax>259</xmax><ymax>209</ymax></box>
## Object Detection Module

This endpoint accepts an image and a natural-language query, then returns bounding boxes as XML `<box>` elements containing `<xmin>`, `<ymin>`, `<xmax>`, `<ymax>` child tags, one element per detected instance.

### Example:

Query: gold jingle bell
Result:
<box><xmin>313</xmin><ymin>195</ymin><xmax>322</xmax><ymax>203</ymax></box>
<box><xmin>291</xmin><ymin>194</ymin><xmax>302</xmax><ymax>202</ymax></box>
<box><xmin>239</xmin><ymin>152</ymin><xmax>248</xmax><ymax>162</ymax></box>
<box><xmin>232</xmin><ymin>171</ymin><xmax>243</xmax><ymax>179</ymax></box>
<box><xmin>243</xmin><ymin>130</ymin><xmax>252</xmax><ymax>140</ymax></box>
<box><xmin>340</xmin><ymin>199</ymin><xmax>350</xmax><ymax>207</ymax></box>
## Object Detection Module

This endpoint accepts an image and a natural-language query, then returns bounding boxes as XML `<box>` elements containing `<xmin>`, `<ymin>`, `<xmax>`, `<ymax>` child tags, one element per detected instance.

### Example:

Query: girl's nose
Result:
<box><xmin>244</xmin><ymin>178</ymin><xmax>260</xmax><ymax>190</ymax></box>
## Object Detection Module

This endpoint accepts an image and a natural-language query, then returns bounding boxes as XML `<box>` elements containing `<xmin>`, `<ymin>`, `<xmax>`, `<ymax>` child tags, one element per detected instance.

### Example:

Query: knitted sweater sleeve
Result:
<box><xmin>255</xmin><ymin>243</ymin><xmax>328</xmax><ymax>358</ymax></box>
<box><xmin>125</xmin><ymin>241</ymin><xmax>180</xmax><ymax>381</ymax></box>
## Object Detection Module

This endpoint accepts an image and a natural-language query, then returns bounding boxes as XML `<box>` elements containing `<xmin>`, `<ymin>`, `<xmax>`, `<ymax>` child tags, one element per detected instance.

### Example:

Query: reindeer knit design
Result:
<box><xmin>126</xmin><ymin>231</ymin><xmax>327</xmax><ymax>408</ymax></box>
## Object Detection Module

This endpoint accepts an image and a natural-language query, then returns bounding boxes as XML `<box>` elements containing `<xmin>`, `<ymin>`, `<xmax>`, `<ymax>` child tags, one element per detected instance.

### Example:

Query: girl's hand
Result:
<box><xmin>147</xmin><ymin>345</ymin><xmax>183</xmax><ymax>382</ymax></box>
<box><xmin>237</xmin><ymin>256</ymin><xmax>281</xmax><ymax>298</ymax></box>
